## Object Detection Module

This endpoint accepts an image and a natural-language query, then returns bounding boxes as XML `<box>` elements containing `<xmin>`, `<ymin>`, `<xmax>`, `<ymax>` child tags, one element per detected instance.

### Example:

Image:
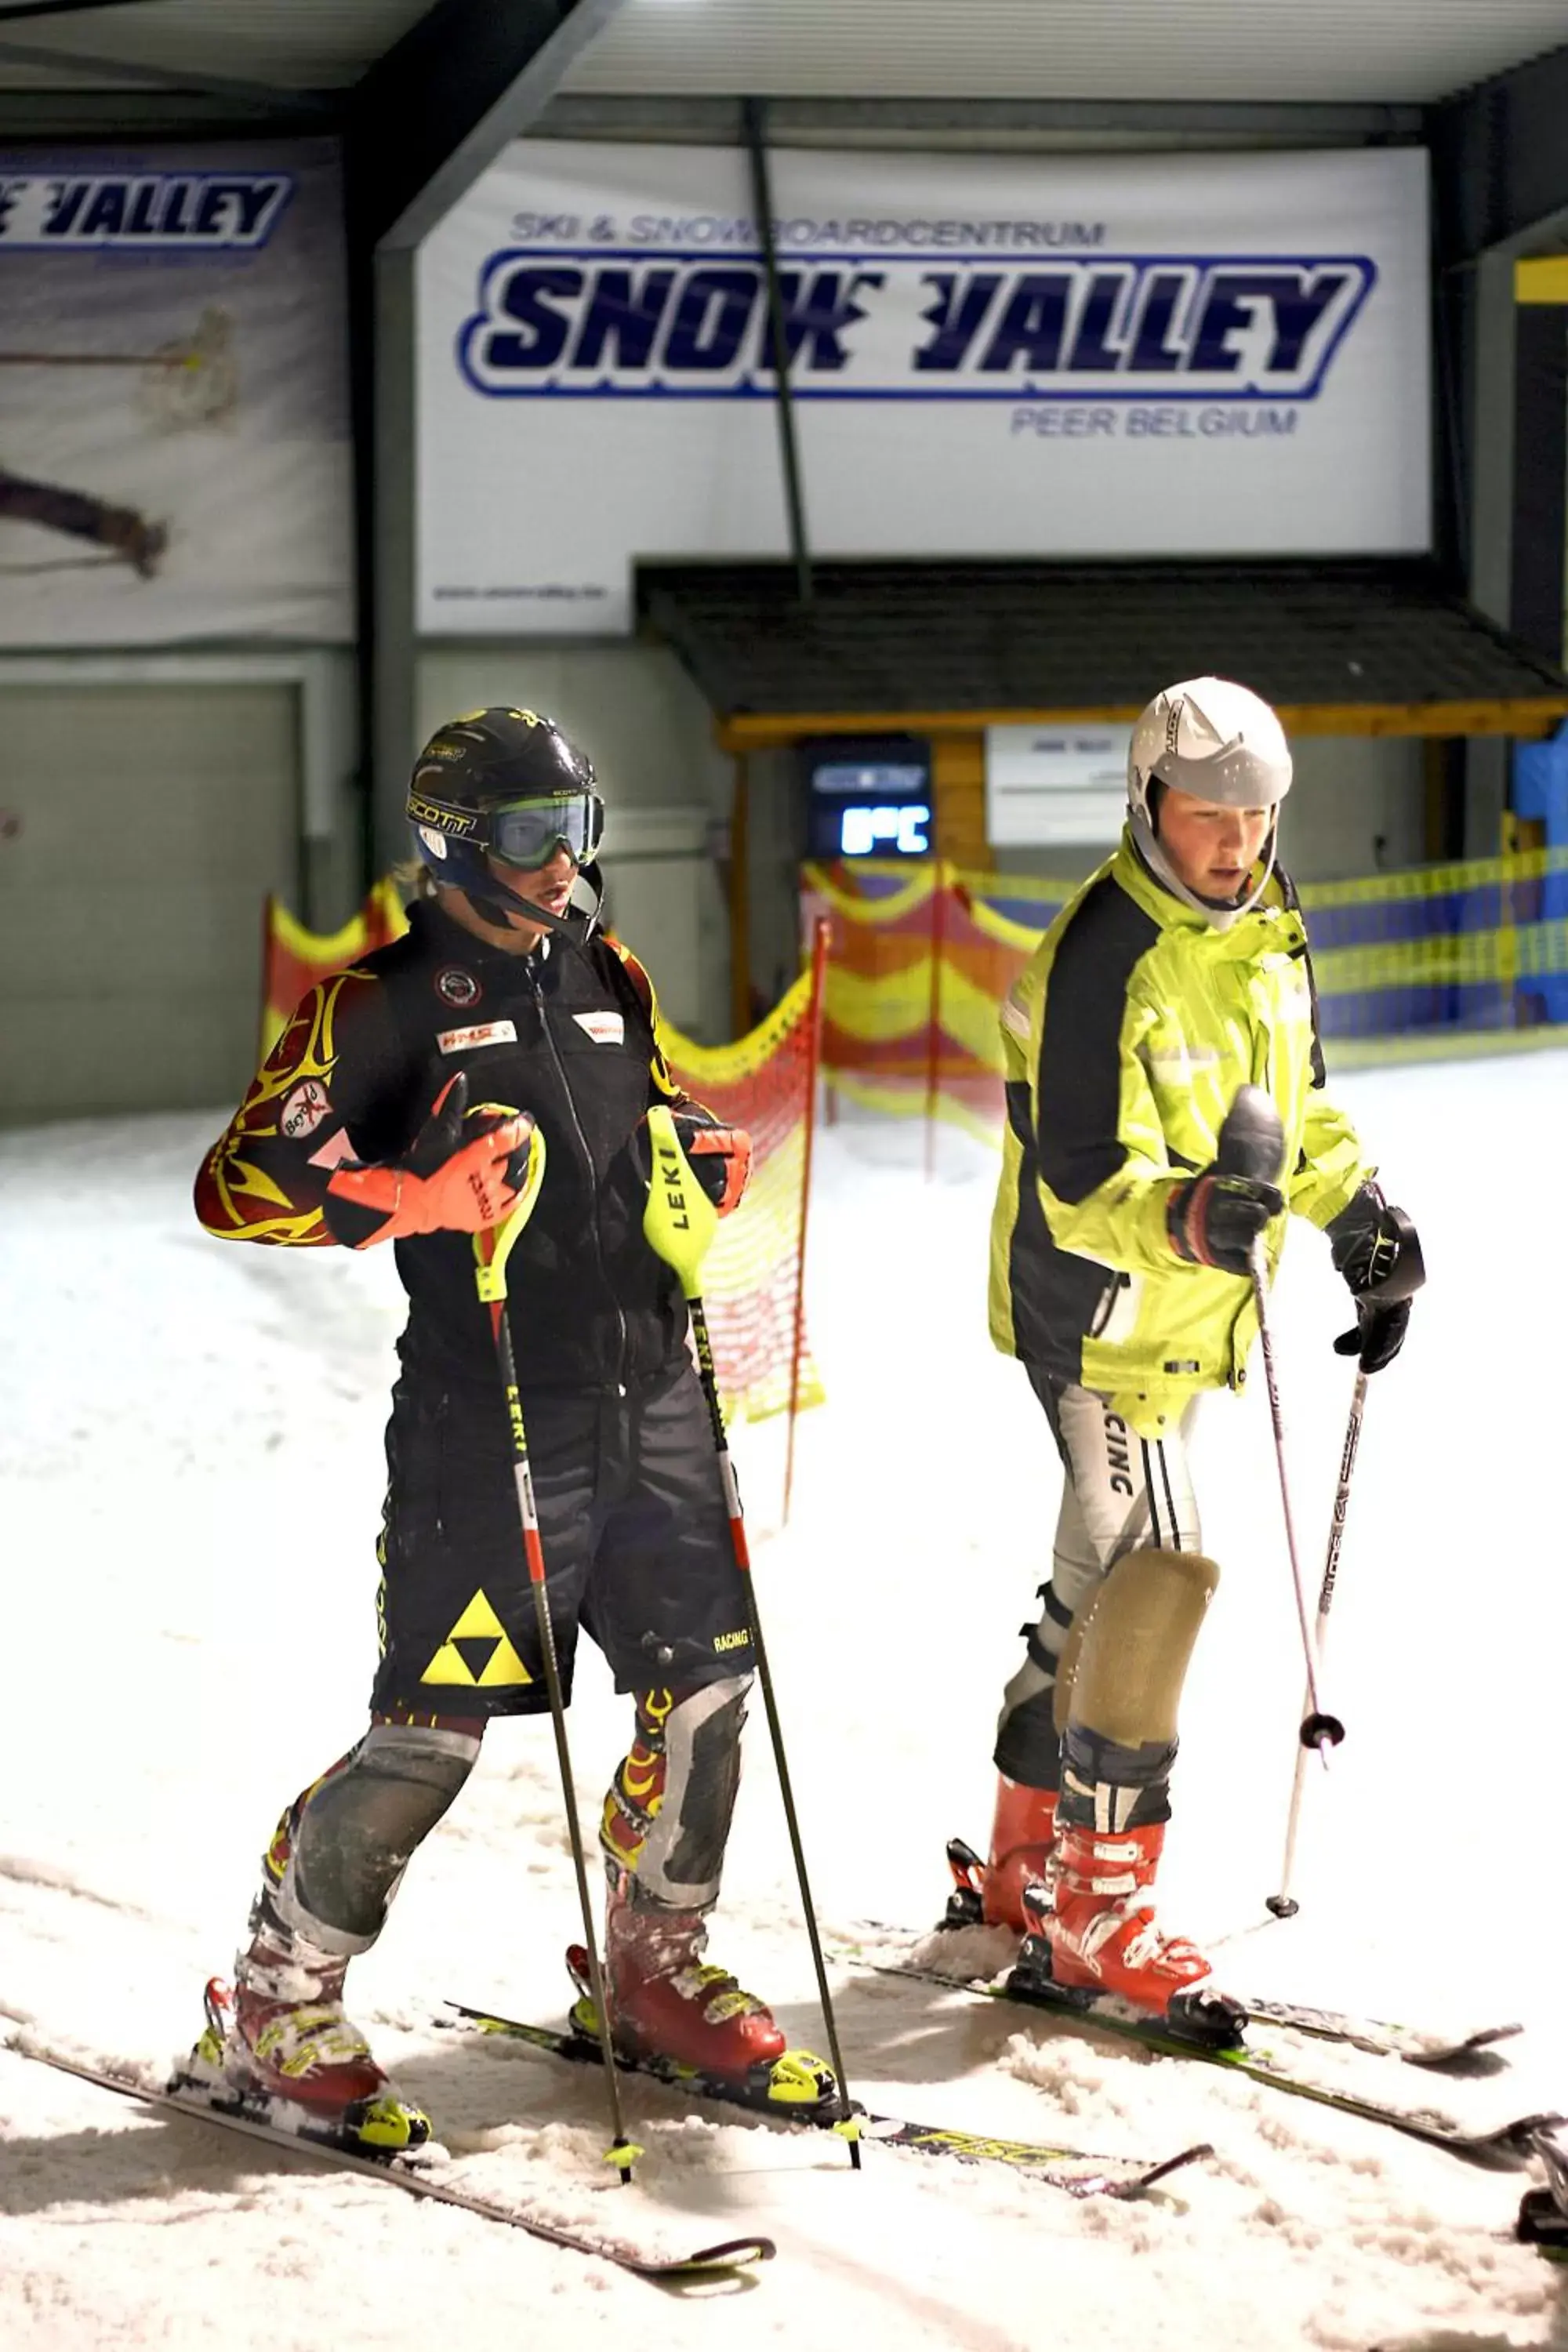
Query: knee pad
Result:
<box><xmin>607</xmin><ymin>1675</ymin><xmax>751</xmax><ymax>1911</ymax></box>
<box><xmin>1053</xmin><ymin>1547</ymin><xmax>1220</xmax><ymax>1748</ymax></box>
<box><xmin>287</xmin><ymin>1722</ymin><xmax>481</xmax><ymax>1944</ymax></box>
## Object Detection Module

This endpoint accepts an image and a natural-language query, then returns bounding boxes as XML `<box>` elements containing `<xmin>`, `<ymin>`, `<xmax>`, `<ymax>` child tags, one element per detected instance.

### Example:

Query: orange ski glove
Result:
<box><xmin>323</xmin><ymin>1071</ymin><xmax>534</xmax><ymax>1248</ymax></box>
<box><xmin>673</xmin><ymin>1112</ymin><xmax>753</xmax><ymax>1218</ymax></box>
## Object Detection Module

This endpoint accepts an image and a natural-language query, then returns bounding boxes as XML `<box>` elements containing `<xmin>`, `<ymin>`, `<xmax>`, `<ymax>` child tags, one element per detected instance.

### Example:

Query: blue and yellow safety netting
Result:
<box><xmin>802</xmin><ymin>844</ymin><xmax>1568</xmax><ymax>1135</ymax></box>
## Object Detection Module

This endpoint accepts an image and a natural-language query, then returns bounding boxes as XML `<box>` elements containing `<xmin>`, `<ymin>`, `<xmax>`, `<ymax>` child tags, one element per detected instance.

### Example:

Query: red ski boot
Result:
<box><xmin>984</xmin><ymin>1777</ymin><xmax>1059</xmax><ymax>1929</ymax></box>
<box><xmin>583</xmin><ymin>1889</ymin><xmax>785</xmax><ymax>2078</ymax></box>
<box><xmin>945</xmin><ymin>1781</ymin><xmax>1058</xmax><ymax>1932</ymax></box>
<box><xmin>194</xmin><ymin>1926</ymin><xmax>430</xmax><ymax>2151</ymax></box>
<box><xmin>1021</xmin><ymin>1820</ymin><xmax>1239</xmax><ymax>2038</ymax></box>
<box><xmin>567</xmin><ymin>1884</ymin><xmax>835</xmax><ymax>2114</ymax></box>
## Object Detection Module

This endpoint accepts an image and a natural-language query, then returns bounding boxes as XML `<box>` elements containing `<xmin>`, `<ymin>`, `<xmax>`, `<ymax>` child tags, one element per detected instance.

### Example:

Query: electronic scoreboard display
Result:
<box><xmin>800</xmin><ymin>737</ymin><xmax>933</xmax><ymax>860</ymax></box>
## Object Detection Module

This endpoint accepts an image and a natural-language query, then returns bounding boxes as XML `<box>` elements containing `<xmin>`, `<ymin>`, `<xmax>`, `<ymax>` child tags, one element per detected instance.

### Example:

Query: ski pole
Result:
<box><xmin>1265</xmin><ymin>1370</ymin><xmax>1367</xmax><ymax>1917</ymax></box>
<box><xmin>1214</xmin><ymin>1087</ymin><xmax>1345</xmax><ymax>1766</ymax></box>
<box><xmin>642</xmin><ymin>1105</ymin><xmax>862</xmax><ymax>2168</ymax></box>
<box><xmin>474</xmin><ymin>1123</ymin><xmax>642</xmax><ymax>2185</ymax></box>
<box><xmin>1266</xmin><ymin>1206</ymin><xmax>1424</xmax><ymax>1917</ymax></box>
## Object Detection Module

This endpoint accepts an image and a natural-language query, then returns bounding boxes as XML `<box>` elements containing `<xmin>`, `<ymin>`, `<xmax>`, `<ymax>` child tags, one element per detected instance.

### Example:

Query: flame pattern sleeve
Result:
<box><xmin>193</xmin><ymin>968</ymin><xmax>400</xmax><ymax>1246</ymax></box>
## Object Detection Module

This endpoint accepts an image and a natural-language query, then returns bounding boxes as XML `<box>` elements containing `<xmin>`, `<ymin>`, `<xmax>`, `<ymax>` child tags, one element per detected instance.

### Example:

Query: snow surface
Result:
<box><xmin>3</xmin><ymin>1056</ymin><xmax>1567</xmax><ymax>2351</ymax></box>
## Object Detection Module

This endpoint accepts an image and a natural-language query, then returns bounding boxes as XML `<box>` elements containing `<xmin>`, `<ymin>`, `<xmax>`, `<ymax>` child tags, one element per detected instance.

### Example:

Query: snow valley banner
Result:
<box><xmin>417</xmin><ymin>142</ymin><xmax>1430</xmax><ymax>635</ymax></box>
<box><xmin>0</xmin><ymin>143</ymin><xmax>352</xmax><ymax>644</ymax></box>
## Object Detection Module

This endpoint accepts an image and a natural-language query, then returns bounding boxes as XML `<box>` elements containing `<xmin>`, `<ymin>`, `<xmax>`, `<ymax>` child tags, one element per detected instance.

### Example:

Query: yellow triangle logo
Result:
<box><xmin>421</xmin><ymin>1589</ymin><xmax>533</xmax><ymax>1687</ymax></box>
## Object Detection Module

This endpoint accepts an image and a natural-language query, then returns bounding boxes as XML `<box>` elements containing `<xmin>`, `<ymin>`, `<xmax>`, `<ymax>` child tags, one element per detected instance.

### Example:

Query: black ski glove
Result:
<box><xmin>1326</xmin><ymin>1182</ymin><xmax>1424</xmax><ymax>1374</ymax></box>
<box><xmin>1167</xmin><ymin>1167</ymin><xmax>1284</xmax><ymax>1276</ymax></box>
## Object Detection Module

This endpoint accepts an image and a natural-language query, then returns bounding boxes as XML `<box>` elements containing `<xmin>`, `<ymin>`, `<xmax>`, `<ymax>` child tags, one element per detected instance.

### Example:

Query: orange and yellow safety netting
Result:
<box><xmin>662</xmin><ymin>971</ymin><xmax>826</xmax><ymax>1425</ymax></box>
<box><xmin>260</xmin><ymin>880</ymin><xmax>409</xmax><ymax>1062</ymax></box>
<box><xmin>801</xmin><ymin>859</ymin><xmax>1054</xmax><ymax>1140</ymax></box>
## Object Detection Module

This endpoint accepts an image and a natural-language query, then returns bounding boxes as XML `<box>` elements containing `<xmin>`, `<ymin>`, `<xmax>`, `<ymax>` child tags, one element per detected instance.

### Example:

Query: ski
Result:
<box><xmin>935</xmin><ymin>1853</ymin><xmax>1522</xmax><ymax>2074</ymax></box>
<box><xmin>994</xmin><ymin>1973</ymin><xmax>1552</xmax><ymax>2164</ymax></box>
<box><xmin>9</xmin><ymin>2036</ymin><xmax>774</xmax><ymax>2280</ymax></box>
<box><xmin>1232</xmin><ymin>1995</ymin><xmax>1518</xmax><ymax>2071</ymax></box>
<box><xmin>821</xmin><ymin>1944</ymin><xmax>1557</xmax><ymax>2169</ymax></box>
<box><xmin>444</xmin><ymin>2000</ymin><xmax>1213</xmax><ymax>2199</ymax></box>
<box><xmin>841</xmin><ymin>1947</ymin><xmax>1552</xmax><ymax>2164</ymax></box>
<box><xmin>846</xmin><ymin>1934</ymin><xmax>1518</xmax><ymax>2074</ymax></box>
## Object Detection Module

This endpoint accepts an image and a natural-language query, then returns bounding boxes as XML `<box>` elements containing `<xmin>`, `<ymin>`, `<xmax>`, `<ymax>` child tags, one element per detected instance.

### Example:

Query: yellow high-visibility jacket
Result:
<box><xmin>989</xmin><ymin>831</ymin><xmax>1369</xmax><ymax>1436</ymax></box>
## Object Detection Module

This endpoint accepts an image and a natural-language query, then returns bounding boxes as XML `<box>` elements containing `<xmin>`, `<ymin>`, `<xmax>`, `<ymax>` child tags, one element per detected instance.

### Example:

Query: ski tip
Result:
<box><xmin>673</xmin><ymin>2235</ymin><xmax>777</xmax><ymax>2274</ymax></box>
<box><xmin>1093</xmin><ymin>2140</ymin><xmax>1218</xmax><ymax>2198</ymax></box>
<box><xmin>1486</xmin><ymin>2112</ymin><xmax>1568</xmax><ymax>2166</ymax></box>
<box><xmin>1138</xmin><ymin>2140</ymin><xmax>1217</xmax><ymax>2189</ymax></box>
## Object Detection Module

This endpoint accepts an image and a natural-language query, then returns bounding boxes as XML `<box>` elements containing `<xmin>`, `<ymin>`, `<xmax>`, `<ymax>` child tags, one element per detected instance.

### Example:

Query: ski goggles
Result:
<box><xmin>409</xmin><ymin>786</ymin><xmax>605</xmax><ymax>869</ymax></box>
<box><xmin>488</xmin><ymin>790</ymin><xmax>604</xmax><ymax>869</ymax></box>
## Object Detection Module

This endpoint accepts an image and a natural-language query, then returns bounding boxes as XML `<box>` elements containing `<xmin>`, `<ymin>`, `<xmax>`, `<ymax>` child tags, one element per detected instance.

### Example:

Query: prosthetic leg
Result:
<box><xmin>953</xmin><ymin>1384</ymin><xmax>1203</xmax><ymax>1934</ymax></box>
<box><xmin>568</xmin><ymin>1678</ymin><xmax>797</xmax><ymax>2087</ymax></box>
<box><xmin>1012</xmin><ymin>1547</ymin><xmax>1236</xmax><ymax>2028</ymax></box>
<box><xmin>201</xmin><ymin>1716</ymin><xmax>481</xmax><ymax>2141</ymax></box>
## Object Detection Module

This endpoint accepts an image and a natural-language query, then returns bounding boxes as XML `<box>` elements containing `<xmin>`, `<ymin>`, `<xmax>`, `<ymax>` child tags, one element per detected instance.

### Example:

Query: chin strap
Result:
<box><xmin>1128</xmin><ymin>814</ymin><xmax>1278</xmax><ymax>931</ymax></box>
<box><xmin>459</xmin><ymin>857</ymin><xmax>605</xmax><ymax>947</ymax></box>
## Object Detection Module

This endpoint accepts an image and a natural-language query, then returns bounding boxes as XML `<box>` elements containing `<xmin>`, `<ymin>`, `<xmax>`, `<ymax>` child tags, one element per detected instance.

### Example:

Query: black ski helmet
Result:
<box><xmin>406</xmin><ymin>706</ymin><xmax>604</xmax><ymax>931</ymax></box>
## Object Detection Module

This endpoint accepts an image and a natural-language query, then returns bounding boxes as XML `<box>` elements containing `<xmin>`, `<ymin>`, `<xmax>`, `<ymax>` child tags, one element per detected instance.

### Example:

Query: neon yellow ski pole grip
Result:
<box><xmin>641</xmin><ymin>1102</ymin><xmax>717</xmax><ymax>1300</ymax></box>
<box><xmin>473</xmin><ymin>1112</ymin><xmax>547</xmax><ymax>1305</ymax></box>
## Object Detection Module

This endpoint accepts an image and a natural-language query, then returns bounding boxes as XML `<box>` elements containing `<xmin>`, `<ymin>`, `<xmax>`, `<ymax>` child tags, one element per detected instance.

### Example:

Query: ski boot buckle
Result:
<box><xmin>942</xmin><ymin>1837</ymin><xmax>986</xmax><ymax>1931</ymax></box>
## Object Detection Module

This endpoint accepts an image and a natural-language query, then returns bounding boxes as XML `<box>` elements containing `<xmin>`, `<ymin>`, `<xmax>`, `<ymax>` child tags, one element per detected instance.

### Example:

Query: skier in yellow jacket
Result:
<box><xmin>955</xmin><ymin>677</ymin><xmax>1422</xmax><ymax>2027</ymax></box>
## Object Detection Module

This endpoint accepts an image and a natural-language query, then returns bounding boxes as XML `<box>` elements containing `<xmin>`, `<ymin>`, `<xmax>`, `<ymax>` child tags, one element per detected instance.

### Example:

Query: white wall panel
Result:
<box><xmin>0</xmin><ymin>683</ymin><xmax>297</xmax><ymax>1122</ymax></box>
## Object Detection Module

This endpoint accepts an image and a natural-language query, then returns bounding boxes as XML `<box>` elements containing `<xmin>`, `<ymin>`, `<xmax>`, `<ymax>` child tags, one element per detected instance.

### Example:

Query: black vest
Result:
<box><xmin>354</xmin><ymin>902</ymin><xmax>688</xmax><ymax>1392</ymax></box>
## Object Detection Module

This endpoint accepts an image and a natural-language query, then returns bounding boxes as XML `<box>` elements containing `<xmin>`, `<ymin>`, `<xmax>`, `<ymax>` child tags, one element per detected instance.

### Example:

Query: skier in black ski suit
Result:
<box><xmin>194</xmin><ymin>707</ymin><xmax>782</xmax><ymax>2146</ymax></box>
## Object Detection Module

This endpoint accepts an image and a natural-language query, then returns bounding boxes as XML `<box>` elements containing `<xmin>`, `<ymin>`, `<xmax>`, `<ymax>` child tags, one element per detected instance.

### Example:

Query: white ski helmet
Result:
<box><xmin>1127</xmin><ymin>677</ymin><xmax>1293</xmax><ymax>925</ymax></box>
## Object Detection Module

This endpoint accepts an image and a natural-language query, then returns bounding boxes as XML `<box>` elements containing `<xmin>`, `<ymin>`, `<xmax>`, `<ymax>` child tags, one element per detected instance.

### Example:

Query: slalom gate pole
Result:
<box><xmin>1266</xmin><ymin>1371</ymin><xmax>1368</xmax><ymax>1918</ymax></box>
<box><xmin>782</xmin><ymin>915</ymin><xmax>830</xmax><ymax>1527</ymax></box>
<box><xmin>923</xmin><ymin>862</ymin><xmax>944</xmax><ymax>1184</ymax></box>
<box><xmin>643</xmin><ymin>1105</ymin><xmax>862</xmax><ymax>2167</ymax></box>
<box><xmin>1215</xmin><ymin>1088</ymin><xmax>1345</xmax><ymax>1769</ymax></box>
<box><xmin>474</xmin><ymin>1127</ymin><xmax>642</xmax><ymax>2184</ymax></box>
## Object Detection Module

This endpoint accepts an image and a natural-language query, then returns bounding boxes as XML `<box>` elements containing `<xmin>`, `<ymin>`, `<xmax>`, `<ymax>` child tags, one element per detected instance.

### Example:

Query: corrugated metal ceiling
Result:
<box><xmin>0</xmin><ymin>1</ymin><xmax>430</xmax><ymax>94</ymax></box>
<box><xmin>564</xmin><ymin>0</ymin><xmax>1568</xmax><ymax>106</ymax></box>
<box><xmin>0</xmin><ymin>0</ymin><xmax>1563</xmax><ymax>111</ymax></box>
